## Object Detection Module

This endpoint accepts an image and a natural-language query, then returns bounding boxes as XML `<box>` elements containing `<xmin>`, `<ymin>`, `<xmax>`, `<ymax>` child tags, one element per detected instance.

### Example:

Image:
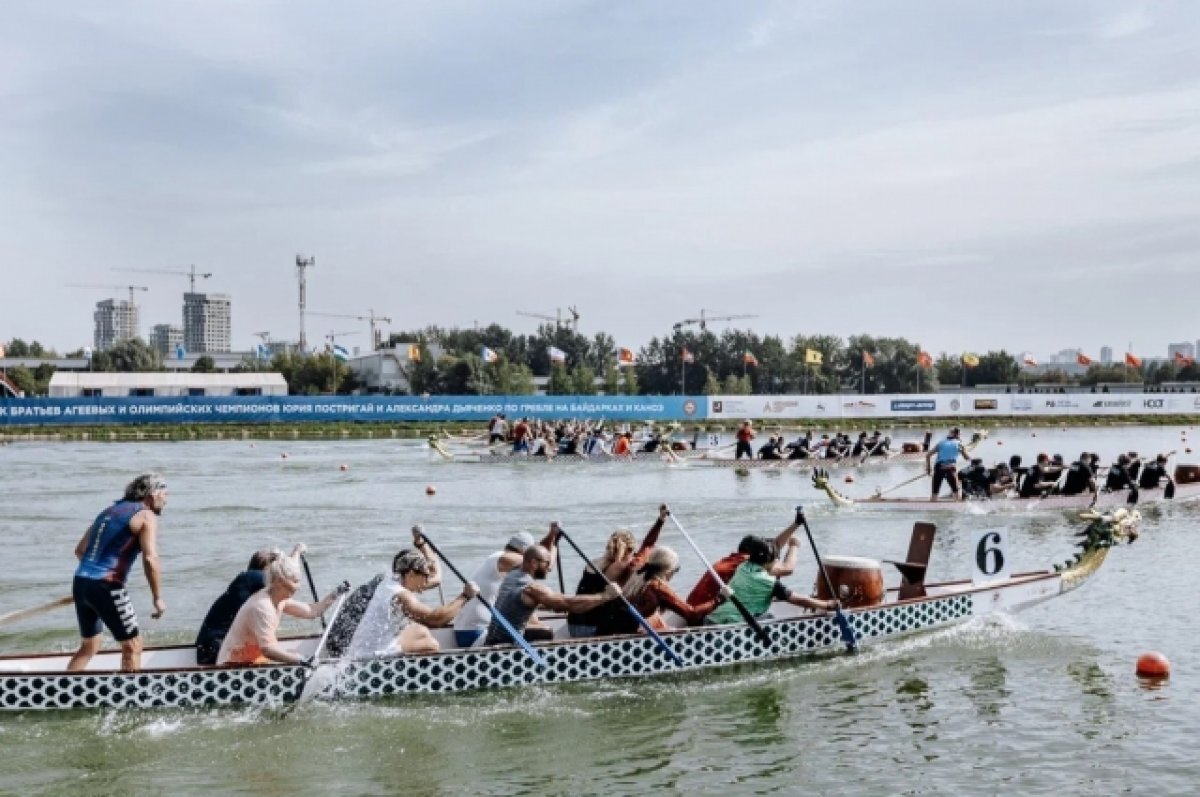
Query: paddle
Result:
<box><xmin>795</xmin><ymin>507</ymin><xmax>858</xmax><ymax>652</ymax></box>
<box><xmin>0</xmin><ymin>595</ymin><xmax>73</xmax><ymax>628</ymax></box>
<box><xmin>555</xmin><ymin>526</ymin><xmax>684</xmax><ymax>666</ymax></box>
<box><xmin>417</xmin><ymin>529</ymin><xmax>547</xmax><ymax>668</ymax></box>
<box><xmin>301</xmin><ymin>553</ymin><xmax>326</xmax><ymax>629</ymax></box>
<box><xmin>873</xmin><ymin>471</ymin><xmax>927</xmax><ymax>499</ymax></box>
<box><xmin>285</xmin><ymin>591</ymin><xmax>350</xmax><ymax>711</ymax></box>
<box><xmin>665</xmin><ymin>510</ymin><xmax>773</xmax><ymax>648</ymax></box>
<box><xmin>1162</xmin><ymin>450</ymin><xmax>1178</xmax><ymax>500</ymax></box>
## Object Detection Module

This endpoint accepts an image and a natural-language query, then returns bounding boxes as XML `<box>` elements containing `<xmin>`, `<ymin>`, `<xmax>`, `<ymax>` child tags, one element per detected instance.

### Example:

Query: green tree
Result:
<box><xmin>546</xmin><ymin>363</ymin><xmax>573</xmax><ymax>395</ymax></box>
<box><xmin>702</xmin><ymin>372</ymin><xmax>721</xmax><ymax>395</ymax></box>
<box><xmin>620</xmin><ymin>366</ymin><xmax>640</xmax><ymax>395</ymax></box>
<box><xmin>107</xmin><ymin>338</ymin><xmax>163</xmax><ymax>372</ymax></box>
<box><xmin>602</xmin><ymin>365</ymin><xmax>622</xmax><ymax>395</ymax></box>
<box><xmin>191</xmin><ymin>355</ymin><xmax>215</xmax><ymax>373</ymax></box>
<box><xmin>570</xmin><ymin>365</ymin><xmax>597</xmax><ymax>395</ymax></box>
<box><xmin>5</xmin><ymin>365</ymin><xmax>36</xmax><ymax>395</ymax></box>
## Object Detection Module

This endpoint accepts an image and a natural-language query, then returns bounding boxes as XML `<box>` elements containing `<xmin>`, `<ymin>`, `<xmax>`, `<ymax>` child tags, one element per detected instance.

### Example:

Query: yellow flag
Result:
<box><xmin>961</xmin><ymin>353</ymin><xmax>980</xmax><ymax>368</ymax></box>
<box><xmin>805</xmin><ymin>349</ymin><xmax>822</xmax><ymax>365</ymax></box>
<box><xmin>407</xmin><ymin>344</ymin><xmax>421</xmax><ymax>362</ymax></box>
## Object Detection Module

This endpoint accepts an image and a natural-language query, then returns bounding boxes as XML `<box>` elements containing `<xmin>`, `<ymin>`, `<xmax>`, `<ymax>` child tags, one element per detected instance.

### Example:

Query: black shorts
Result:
<box><xmin>73</xmin><ymin>576</ymin><xmax>139</xmax><ymax>642</ymax></box>
<box><xmin>932</xmin><ymin>464</ymin><xmax>960</xmax><ymax>496</ymax></box>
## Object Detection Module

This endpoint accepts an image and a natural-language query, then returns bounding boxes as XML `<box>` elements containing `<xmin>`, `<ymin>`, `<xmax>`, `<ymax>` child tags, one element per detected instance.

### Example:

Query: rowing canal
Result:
<box><xmin>1</xmin><ymin>426</ymin><xmax>1198</xmax><ymax>796</ymax></box>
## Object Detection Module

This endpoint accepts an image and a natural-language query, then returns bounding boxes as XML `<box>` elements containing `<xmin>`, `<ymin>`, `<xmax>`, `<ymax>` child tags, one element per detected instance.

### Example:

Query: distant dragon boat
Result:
<box><xmin>811</xmin><ymin>465</ymin><xmax>1200</xmax><ymax>512</ymax></box>
<box><xmin>0</xmin><ymin>510</ymin><xmax>1137</xmax><ymax>712</ymax></box>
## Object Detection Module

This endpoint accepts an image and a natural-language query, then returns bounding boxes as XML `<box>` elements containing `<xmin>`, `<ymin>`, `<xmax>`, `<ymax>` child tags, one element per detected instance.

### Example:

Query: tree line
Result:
<box><xmin>3</xmin><ymin>330</ymin><xmax>1196</xmax><ymax>397</ymax></box>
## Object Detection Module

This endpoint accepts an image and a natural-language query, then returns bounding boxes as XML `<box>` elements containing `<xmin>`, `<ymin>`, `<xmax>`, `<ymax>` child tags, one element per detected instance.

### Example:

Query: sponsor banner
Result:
<box><xmin>0</xmin><ymin>395</ymin><xmax>706</xmax><ymax>427</ymax></box>
<box><xmin>709</xmin><ymin>393</ymin><xmax>1200</xmax><ymax>420</ymax></box>
<box><xmin>891</xmin><ymin>399</ymin><xmax>936</xmax><ymax>412</ymax></box>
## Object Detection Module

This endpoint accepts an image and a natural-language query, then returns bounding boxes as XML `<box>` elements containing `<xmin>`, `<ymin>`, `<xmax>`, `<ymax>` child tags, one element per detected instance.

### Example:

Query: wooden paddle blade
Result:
<box><xmin>1165</xmin><ymin>480</ymin><xmax>1176</xmax><ymax>500</ymax></box>
<box><xmin>1127</xmin><ymin>487</ymin><xmax>1139</xmax><ymax>505</ymax></box>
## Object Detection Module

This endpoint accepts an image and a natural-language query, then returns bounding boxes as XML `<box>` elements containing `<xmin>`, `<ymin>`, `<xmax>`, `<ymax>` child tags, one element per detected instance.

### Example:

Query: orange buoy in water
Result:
<box><xmin>1136</xmin><ymin>652</ymin><xmax>1170</xmax><ymax>679</ymax></box>
<box><xmin>339</xmin><ymin>464</ymin><xmax>349</xmax><ymax>471</ymax></box>
<box><xmin>425</xmin><ymin>485</ymin><xmax>437</xmax><ymax>495</ymax></box>
<box><xmin>281</xmin><ymin>452</ymin><xmax>289</xmax><ymax>459</ymax></box>
<box><xmin>844</xmin><ymin>475</ymin><xmax>855</xmax><ymax>484</ymax></box>
<box><xmin>997</xmin><ymin>440</ymin><xmax>1003</xmax><ymax>446</ymax></box>
<box><xmin>1186</xmin><ymin>448</ymin><xmax>1193</xmax><ymax>454</ymax></box>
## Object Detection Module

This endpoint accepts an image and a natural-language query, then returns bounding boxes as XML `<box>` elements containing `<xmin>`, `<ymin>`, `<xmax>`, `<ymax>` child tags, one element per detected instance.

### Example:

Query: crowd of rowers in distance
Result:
<box><xmin>480</xmin><ymin>414</ymin><xmax>903</xmax><ymax>461</ymax></box>
<box><xmin>64</xmin><ymin>476</ymin><xmax>838</xmax><ymax>673</ymax></box>
<box><xmin>935</xmin><ymin>447</ymin><xmax>1174</xmax><ymax>501</ymax></box>
<box><xmin>732</xmin><ymin>421</ymin><xmax>896</xmax><ymax>461</ymax></box>
<box><xmin>481</xmin><ymin>415</ymin><xmax>690</xmax><ymax>457</ymax></box>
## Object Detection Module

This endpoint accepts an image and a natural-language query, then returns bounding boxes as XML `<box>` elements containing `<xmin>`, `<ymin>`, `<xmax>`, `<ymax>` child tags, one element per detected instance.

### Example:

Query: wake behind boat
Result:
<box><xmin>0</xmin><ymin>510</ymin><xmax>1139</xmax><ymax>712</ymax></box>
<box><xmin>812</xmin><ymin>465</ymin><xmax>1200</xmax><ymax>512</ymax></box>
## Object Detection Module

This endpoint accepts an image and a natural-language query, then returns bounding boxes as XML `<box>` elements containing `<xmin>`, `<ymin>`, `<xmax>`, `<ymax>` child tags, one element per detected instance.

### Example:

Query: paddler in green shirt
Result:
<box><xmin>705</xmin><ymin>537</ymin><xmax>838</xmax><ymax>624</ymax></box>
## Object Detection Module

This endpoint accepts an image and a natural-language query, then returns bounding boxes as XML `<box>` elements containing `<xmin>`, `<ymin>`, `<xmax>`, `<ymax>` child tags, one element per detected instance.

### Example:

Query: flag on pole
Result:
<box><xmin>681</xmin><ymin>348</ymin><xmax>694</xmax><ymax>364</ymax></box>
<box><xmin>1022</xmin><ymin>352</ymin><xmax>1038</xmax><ymax>367</ymax></box>
<box><xmin>173</xmin><ymin>345</ymin><xmax>184</xmax><ymax>361</ymax></box>
<box><xmin>804</xmin><ymin>349</ymin><xmax>822</xmax><ymax>365</ymax></box>
<box><xmin>862</xmin><ymin>351</ymin><xmax>875</xmax><ymax>367</ymax></box>
<box><xmin>256</xmin><ymin>343</ymin><xmax>270</xmax><ymax>360</ymax></box>
<box><xmin>1175</xmin><ymin>351</ymin><xmax>1196</xmax><ymax>366</ymax></box>
<box><xmin>332</xmin><ymin>344</ymin><xmax>350</xmax><ymax>362</ymax></box>
<box><xmin>961</xmin><ymin>353</ymin><xmax>980</xmax><ymax>368</ymax></box>
<box><xmin>1125</xmin><ymin>352</ymin><xmax>1142</xmax><ymax>368</ymax></box>
<box><xmin>481</xmin><ymin>346</ymin><xmax>499</xmax><ymax>363</ymax></box>
<box><xmin>548</xmin><ymin>346</ymin><xmax>567</xmax><ymax>364</ymax></box>
<box><xmin>407</xmin><ymin>344</ymin><xmax>421</xmax><ymax>362</ymax></box>
<box><xmin>917</xmin><ymin>350</ymin><xmax>933</xmax><ymax>368</ymax></box>
<box><xmin>743</xmin><ymin>351</ymin><xmax>758</xmax><ymax>367</ymax></box>
<box><xmin>0</xmin><ymin>344</ymin><xmax>5</xmax><ymax>358</ymax></box>
<box><xmin>1077</xmin><ymin>352</ymin><xmax>1093</xmax><ymax>366</ymax></box>
<box><xmin>617</xmin><ymin>347</ymin><xmax>636</xmax><ymax>366</ymax></box>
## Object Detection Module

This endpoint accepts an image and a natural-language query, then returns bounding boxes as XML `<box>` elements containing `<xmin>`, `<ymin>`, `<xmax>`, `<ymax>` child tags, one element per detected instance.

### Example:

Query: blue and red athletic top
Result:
<box><xmin>75</xmin><ymin>500</ymin><xmax>145</xmax><ymax>584</ymax></box>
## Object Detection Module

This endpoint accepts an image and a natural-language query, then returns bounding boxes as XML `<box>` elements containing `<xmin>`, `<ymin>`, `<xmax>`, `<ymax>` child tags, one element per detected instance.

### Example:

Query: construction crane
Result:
<box><xmin>309</xmin><ymin>309</ymin><xmax>392</xmax><ymax>350</ymax></box>
<box><xmin>115</xmin><ymin>265</ymin><xmax>213</xmax><ymax>293</ymax></box>
<box><xmin>324</xmin><ymin>330</ymin><xmax>359</xmax><ymax>345</ymax></box>
<box><xmin>67</xmin><ymin>284</ymin><xmax>150</xmax><ymax>305</ymax></box>
<box><xmin>672</xmin><ymin>309</ymin><xmax>758</xmax><ymax>331</ymax></box>
<box><xmin>295</xmin><ymin>255</ymin><xmax>316</xmax><ymax>352</ymax></box>
<box><xmin>253</xmin><ymin>331</ymin><xmax>271</xmax><ymax>345</ymax></box>
<box><xmin>517</xmin><ymin>307</ymin><xmax>579</xmax><ymax>331</ymax></box>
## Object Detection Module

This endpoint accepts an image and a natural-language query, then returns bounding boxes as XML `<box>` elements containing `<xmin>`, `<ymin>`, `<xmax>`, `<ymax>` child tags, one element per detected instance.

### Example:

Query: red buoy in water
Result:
<box><xmin>281</xmin><ymin>452</ymin><xmax>289</xmax><ymax>459</ymax></box>
<box><xmin>1136</xmin><ymin>652</ymin><xmax>1170</xmax><ymax>679</ymax></box>
<box><xmin>425</xmin><ymin>485</ymin><xmax>437</xmax><ymax>495</ymax></box>
<box><xmin>844</xmin><ymin>475</ymin><xmax>854</xmax><ymax>484</ymax></box>
<box><xmin>339</xmin><ymin>464</ymin><xmax>349</xmax><ymax>471</ymax></box>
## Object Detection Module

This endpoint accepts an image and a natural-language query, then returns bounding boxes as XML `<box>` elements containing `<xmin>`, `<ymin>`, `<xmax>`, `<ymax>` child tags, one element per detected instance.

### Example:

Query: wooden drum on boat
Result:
<box><xmin>813</xmin><ymin>555</ymin><xmax>885</xmax><ymax>608</ymax></box>
<box><xmin>1175</xmin><ymin>465</ymin><xmax>1200</xmax><ymax>485</ymax></box>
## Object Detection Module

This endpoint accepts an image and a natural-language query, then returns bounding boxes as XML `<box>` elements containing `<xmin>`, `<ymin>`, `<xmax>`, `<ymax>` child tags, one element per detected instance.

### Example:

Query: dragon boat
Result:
<box><xmin>667</xmin><ymin>431</ymin><xmax>987</xmax><ymax>471</ymax></box>
<box><xmin>0</xmin><ymin>510</ymin><xmax>1137</xmax><ymax>712</ymax></box>
<box><xmin>427</xmin><ymin>437</ymin><xmax>705</xmax><ymax>463</ymax></box>
<box><xmin>811</xmin><ymin>465</ymin><xmax>1200</xmax><ymax>512</ymax></box>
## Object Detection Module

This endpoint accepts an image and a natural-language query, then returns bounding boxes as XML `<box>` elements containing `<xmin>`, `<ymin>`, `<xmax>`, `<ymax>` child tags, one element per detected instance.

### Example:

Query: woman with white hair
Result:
<box><xmin>607</xmin><ymin>546</ymin><xmax>717</xmax><ymax>634</ymax></box>
<box><xmin>217</xmin><ymin>551</ymin><xmax>346</xmax><ymax>666</ymax></box>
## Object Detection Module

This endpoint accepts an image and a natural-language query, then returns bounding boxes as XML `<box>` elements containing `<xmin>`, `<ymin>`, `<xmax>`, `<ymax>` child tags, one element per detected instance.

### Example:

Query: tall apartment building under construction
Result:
<box><xmin>183</xmin><ymin>292</ymin><xmax>232</xmax><ymax>353</ymax></box>
<box><xmin>93</xmin><ymin>299</ymin><xmax>139</xmax><ymax>350</ymax></box>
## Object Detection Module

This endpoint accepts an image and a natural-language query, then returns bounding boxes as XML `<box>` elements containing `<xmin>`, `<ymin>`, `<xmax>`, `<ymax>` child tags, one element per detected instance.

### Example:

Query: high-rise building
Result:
<box><xmin>1168</xmin><ymin>341</ymin><xmax>1196</xmax><ymax>360</ymax></box>
<box><xmin>149</xmin><ymin>324</ymin><xmax>185</xmax><ymax>359</ymax></box>
<box><xmin>93</xmin><ymin>299</ymin><xmax>139</xmax><ymax>350</ymax></box>
<box><xmin>183</xmin><ymin>292</ymin><xmax>232</xmax><ymax>353</ymax></box>
<box><xmin>1100</xmin><ymin>346</ymin><xmax>1113</xmax><ymax>364</ymax></box>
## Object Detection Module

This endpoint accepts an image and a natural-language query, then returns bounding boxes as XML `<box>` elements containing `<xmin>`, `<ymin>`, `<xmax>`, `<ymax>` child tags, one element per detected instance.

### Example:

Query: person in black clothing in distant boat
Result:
<box><xmin>1105</xmin><ymin>454</ymin><xmax>1136</xmax><ymax>492</ymax></box>
<box><xmin>1020</xmin><ymin>453</ymin><xmax>1059</xmax><ymax>498</ymax></box>
<box><xmin>1059</xmin><ymin>452</ymin><xmax>1098</xmax><ymax>496</ymax></box>
<box><xmin>1138</xmin><ymin>453</ymin><xmax>1170</xmax><ymax>489</ymax></box>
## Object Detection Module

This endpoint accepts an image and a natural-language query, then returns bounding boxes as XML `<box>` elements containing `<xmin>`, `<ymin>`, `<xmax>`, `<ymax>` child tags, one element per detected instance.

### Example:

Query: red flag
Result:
<box><xmin>743</xmin><ymin>351</ymin><xmax>758</xmax><ymax>367</ymax></box>
<box><xmin>1175</xmin><ymin>351</ymin><xmax>1196</xmax><ymax>366</ymax></box>
<box><xmin>681</xmin><ymin>348</ymin><xmax>694</xmax><ymax>364</ymax></box>
<box><xmin>1125</xmin><ymin>352</ymin><xmax>1142</xmax><ymax>368</ymax></box>
<box><xmin>862</xmin><ymin>351</ymin><xmax>875</xmax><ymax>367</ymax></box>
<box><xmin>1076</xmin><ymin>352</ymin><xmax>1092</xmax><ymax>366</ymax></box>
<box><xmin>617</xmin><ymin>347</ymin><xmax>636</xmax><ymax>366</ymax></box>
<box><xmin>917</xmin><ymin>350</ymin><xmax>933</xmax><ymax>368</ymax></box>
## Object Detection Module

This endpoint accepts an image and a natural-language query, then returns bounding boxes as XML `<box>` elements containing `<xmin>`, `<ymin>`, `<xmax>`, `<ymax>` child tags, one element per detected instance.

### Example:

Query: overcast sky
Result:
<box><xmin>3</xmin><ymin>1</ymin><xmax>1198</xmax><ymax>359</ymax></box>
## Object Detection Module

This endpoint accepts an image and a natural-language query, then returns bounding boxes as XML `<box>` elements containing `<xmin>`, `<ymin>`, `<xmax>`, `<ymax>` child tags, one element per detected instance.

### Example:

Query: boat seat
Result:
<box><xmin>884</xmin><ymin>522</ymin><xmax>936</xmax><ymax>600</ymax></box>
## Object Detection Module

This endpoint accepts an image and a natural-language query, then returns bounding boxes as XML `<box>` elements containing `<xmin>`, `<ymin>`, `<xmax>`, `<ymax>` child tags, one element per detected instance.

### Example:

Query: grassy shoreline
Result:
<box><xmin>0</xmin><ymin>415</ymin><xmax>1194</xmax><ymax>443</ymax></box>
